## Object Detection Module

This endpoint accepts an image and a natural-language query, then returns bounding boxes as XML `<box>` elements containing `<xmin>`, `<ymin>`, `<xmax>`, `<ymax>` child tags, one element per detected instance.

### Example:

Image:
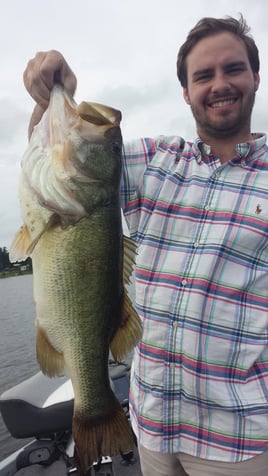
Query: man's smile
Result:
<box><xmin>208</xmin><ymin>97</ymin><xmax>238</xmax><ymax>108</ymax></box>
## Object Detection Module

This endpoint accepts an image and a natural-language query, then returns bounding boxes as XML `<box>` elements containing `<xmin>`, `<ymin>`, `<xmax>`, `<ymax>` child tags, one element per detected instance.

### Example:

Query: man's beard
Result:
<box><xmin>190</xmin><ymin>90</ymin><xmax>256</xmax><ymax>140</ymax></box>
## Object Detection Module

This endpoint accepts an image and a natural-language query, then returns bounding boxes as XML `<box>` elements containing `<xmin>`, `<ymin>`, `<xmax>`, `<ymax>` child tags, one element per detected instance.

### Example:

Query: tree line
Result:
<box><xmin>0</xmin><ymin>247</ymin><xmax>32</xmax><ymax>272</ymax></box>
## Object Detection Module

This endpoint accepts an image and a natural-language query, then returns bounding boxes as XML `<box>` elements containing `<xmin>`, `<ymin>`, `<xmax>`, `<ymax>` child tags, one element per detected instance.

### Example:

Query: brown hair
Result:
<box><xmin>177</xmin><ymin>15</ymin><xmax>260</xmax><ymax>87</ymax></box>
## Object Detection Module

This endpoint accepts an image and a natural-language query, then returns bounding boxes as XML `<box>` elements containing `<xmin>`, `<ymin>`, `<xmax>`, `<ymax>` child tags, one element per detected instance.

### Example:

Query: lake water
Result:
<box><xmin>0</xmin><ymin>274</ymin><xmax>39</xmax><ymax>459</ymax></box>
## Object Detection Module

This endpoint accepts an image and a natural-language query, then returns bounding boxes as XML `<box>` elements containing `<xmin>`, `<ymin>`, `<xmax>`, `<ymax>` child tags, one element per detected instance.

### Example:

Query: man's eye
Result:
<box><xmin>230</xmin><ymin>68</ymin><xmax>241</xmax><ymax>73</ymax></box>
<box><xmin>195</xmin><ymin>74</ymin><xmax>211</xmax><ymax>82</ymax></box>
<box><xmin>227</xmin><ymin>65</ymin><xmax>246</xmax><ymax>74</ymax></box>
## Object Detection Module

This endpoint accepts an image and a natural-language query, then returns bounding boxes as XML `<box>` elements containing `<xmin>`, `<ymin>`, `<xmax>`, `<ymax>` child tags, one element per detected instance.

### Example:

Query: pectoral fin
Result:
<box><xmin>122</xmin><ymin>235</ymin><xmax>137</xmax><ymax>285</ymax></box>
<box><xmin>110</xmin><ymin>291</ymin><xmax>142</xmax><ymax>361</ymax></box>
<box><xmin>110</xmin><ymin>235</ymin><xmax>142</xmax><ymax>361</ymax></box>
<box><xmin>9</xmin><ymin>214</ymin><xmax>58</xmax><ymax>262</ymax></box>
<box><xmin>9</xmin><ymin>225</ymin><xmax>32</xmax><ymax>262</ymax></box>
<box><xmin>36</xmin><ymin>320</ymin><xmax>65</xmax><ymax>377</ymax></box>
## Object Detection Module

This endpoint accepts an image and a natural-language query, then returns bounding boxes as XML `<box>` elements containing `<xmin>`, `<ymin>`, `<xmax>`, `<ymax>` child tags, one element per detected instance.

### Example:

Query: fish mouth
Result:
<box><xmin>207</xmin><ymin>96</ymin><xmax>239</xmax><ymax>108</ymax></box>
<box><xmin>78</xmin><ymin>102</ymin><xmax>121</xmax><ymax>127</ymax></box>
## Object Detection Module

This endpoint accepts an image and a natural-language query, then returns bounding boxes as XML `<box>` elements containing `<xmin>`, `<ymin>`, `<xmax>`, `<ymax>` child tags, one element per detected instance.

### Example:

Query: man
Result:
<box><xmin>23</xmin><ymin>15</ymin><xmax>268</xmax><ymax>476</ymax></box>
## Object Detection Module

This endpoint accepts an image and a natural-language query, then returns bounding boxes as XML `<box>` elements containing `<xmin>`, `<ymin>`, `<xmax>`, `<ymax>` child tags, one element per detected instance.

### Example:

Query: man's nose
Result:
<box><xmin>211</xmin><ymin>73</ymin><xmax>231</xmax><ymax>94</ymax></box>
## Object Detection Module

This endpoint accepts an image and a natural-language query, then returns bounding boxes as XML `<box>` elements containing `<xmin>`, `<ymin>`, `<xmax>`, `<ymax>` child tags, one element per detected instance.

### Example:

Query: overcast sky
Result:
<box><xmin>0</xmin><ymin>0</ymin><xmax>267</xmax><ymax>248</ymax></box>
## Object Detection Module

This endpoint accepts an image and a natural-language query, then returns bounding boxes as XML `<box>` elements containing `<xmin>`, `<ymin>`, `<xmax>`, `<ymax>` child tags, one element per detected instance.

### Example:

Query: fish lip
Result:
<box><xmin>207</xmin><ymin>96</ymin><xmax>239</xmax><ymax>108</ymax></box>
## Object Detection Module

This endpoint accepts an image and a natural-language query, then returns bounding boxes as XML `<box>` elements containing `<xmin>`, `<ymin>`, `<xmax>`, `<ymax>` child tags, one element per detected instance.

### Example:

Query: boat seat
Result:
<box><xmin>0</xmin><ymin>372</ymin><xmax>73</xmax><ymax>438</ymax></box>
<box><xmin>0</xmin><ymin>361</ymin><xmax>131</xmax><ymax>439</ymax></box>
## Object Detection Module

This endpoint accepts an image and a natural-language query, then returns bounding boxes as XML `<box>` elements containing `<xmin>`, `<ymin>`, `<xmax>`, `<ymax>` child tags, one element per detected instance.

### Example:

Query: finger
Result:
<box><xmin>54</xmin><ymin>59</ymin><xmax>77</xmax><ymax>97</ymax></box>
<box><xmin>39</xmin><ymin>50</ymin><xmax>77</xmax><ymax>95</ymax></box>
<box><xmin>23</xmin><ymin>50</ymin><xmax>77</xmax><ymax>109</ymax></box>
<box><xmin>23</xmin><ymin>52</ymin><xmax>52</xmax><ymax>108</ymax></box>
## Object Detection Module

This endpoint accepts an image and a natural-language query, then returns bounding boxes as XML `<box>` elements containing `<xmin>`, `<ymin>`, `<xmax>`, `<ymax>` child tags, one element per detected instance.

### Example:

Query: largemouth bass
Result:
<box><xmin>10</xmin><ymin>84</ymin><xmax>142</xmax><ymax>474</ymax></box>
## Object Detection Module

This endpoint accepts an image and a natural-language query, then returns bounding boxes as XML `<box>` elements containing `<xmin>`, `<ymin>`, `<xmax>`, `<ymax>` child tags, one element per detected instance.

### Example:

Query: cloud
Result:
<box><xmin>0</xmin><ymin>99</ymin><xmax>29</xmax><ymax>147</ymax></box>
<box><xmin>0</xmin><ymin>0</ymin><xmax>268</xmax><ymax>247</ymax></box>
<box><xmin>0</xmin><ymin>152</ymin><xmax>21</xmax><ymax>248</ymax></box>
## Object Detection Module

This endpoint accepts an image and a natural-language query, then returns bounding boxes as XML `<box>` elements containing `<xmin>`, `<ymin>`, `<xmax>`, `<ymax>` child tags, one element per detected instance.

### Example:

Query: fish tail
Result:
<box><xmin>73</xmin><ymin>401</ymin><xmax>134</xmax><ymax>474</ymax></box>
<box><xmin>36</xmin><ymin>321</ymin><xmax>65</xmax><ymax>376</ymax></box>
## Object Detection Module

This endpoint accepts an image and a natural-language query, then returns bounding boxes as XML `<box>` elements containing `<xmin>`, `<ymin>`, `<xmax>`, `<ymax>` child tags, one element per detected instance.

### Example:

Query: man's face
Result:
<box><xmin>183</xmin><ymin>32</ymin><xmax>260</xmax><ymax>141</ymax></box>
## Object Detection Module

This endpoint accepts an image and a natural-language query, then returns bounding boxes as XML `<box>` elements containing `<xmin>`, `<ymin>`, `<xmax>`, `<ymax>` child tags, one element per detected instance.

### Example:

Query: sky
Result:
<box><xmin>0</xmin><ymin>0</ymin><xmax>267</xmax><ymax>248</ymax></box>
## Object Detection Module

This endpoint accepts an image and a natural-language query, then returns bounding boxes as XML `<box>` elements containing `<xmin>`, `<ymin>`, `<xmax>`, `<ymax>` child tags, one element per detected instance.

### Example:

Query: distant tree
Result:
<box><xmin>0</xmin><ymin>246</ymin><xmax>33</xmax><ymax>274</ymax></box>
<box><xmin>24</xmin><ymin>256</ymin><xmax>33</xmax><ymax>271</ymax></box>
<box><xmin>0</xmin><ymin>247</ymin><xmax>11</xmax><ymax>270</ymax></box>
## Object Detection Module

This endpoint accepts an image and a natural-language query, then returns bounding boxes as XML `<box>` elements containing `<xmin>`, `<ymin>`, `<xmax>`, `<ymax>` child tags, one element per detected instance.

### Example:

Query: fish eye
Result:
<box><xmin>111</xmin><ymin>142</ymin><xmax>121</xmax><ymax>154</ymax></box>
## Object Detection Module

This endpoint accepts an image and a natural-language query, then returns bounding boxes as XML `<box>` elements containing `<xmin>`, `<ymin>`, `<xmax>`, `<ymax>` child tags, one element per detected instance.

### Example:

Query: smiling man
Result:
<box><xmin>23</xmin><ymin>15</ymin><xmax>268</xmax><ymax>476</ymax></box>
<box><xmin>179</xmin><ymin>20</ymin><xmax>260</xmax><ymax>162</ymax></box>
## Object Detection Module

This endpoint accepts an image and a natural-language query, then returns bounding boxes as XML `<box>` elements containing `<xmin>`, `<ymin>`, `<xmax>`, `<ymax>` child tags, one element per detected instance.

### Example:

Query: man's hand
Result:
<box><xmin>23</xmin><ymin>50</ymin><xmax>77</xmax><ymax>136</ymax></box>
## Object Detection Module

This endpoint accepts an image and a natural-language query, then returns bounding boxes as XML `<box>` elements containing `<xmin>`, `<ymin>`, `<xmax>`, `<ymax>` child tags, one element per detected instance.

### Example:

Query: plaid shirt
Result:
<box><xmin>121</xmin><ymin>134</ymin><xmax>268</xmax><ymax>462</ymax></box>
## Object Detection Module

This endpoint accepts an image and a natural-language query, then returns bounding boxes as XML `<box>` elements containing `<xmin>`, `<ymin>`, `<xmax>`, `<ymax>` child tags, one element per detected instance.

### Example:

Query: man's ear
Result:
<box><xmin>183</xmin><ymin>87</ymin><xmax>191</xmax><ymax>105</ymax></box>
<box><xmin>254</xmin><ymin>72</ymin><xmax>260</xmax><ymax>92</ymax></box>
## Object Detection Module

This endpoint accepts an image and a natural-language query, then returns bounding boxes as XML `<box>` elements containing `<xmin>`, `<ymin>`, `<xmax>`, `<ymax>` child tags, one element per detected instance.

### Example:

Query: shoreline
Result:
<box><xmin>0</xmin><ymin>270</ymin><xmax>32</xmax><ymax>279</ymax></box>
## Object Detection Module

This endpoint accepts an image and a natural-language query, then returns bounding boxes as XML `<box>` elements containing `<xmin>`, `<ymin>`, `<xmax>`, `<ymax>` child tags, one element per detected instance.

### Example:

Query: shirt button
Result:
<box><xmin>205</xmin><ymin>205</ymin><xmax>210</xmax><ymax>211</ymax></box>
<box><xmin>181</xmin><ymin>279</ymin><xmax>187</xmax><ymax>286</ymax></box>
<box><xmin>169</xmin><ymin>363</ymin><xmax>175</xmax><ymax>369</ymax></box>
<box><xmin>194</xmin><ymin>242</ymin><xmax>199</xmax><ymax>248</ymax></box>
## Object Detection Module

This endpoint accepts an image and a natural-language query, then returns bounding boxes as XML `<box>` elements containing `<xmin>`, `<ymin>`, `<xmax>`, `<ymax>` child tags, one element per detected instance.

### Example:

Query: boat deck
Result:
<box><xmin>0</xmin><ymin>359</ymin><xmax>142</xmax><ymax>476</ymax></box>
<box><xmin>12</xmin><ymin>447</ymin><xmax>142</xmax><ymax>476</ymax></box>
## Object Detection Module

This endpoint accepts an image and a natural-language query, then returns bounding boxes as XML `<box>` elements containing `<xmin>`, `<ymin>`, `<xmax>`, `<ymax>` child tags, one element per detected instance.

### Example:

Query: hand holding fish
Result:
<box><xmin>24</xmin><ymin>50</ymin><xmax>76</xmax><ymax>107</ymax></box>
<box><xmin>24</xmin><ymin>50</ymin><xmax>77</xmax><ymax>137</ymax></box>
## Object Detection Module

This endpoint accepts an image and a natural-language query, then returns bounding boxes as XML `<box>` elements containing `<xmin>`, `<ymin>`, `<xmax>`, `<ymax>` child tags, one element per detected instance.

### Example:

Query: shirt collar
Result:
<box><xmin>193</xmin><ymin>133</ymin><xmax>267</xmax><ymax>165</ymax></box>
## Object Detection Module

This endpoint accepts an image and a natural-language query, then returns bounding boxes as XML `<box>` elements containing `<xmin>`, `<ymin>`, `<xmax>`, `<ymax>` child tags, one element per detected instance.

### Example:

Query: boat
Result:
<box><xmin>0</xmin><ymin>357</ymin><xmax>142</xmax><ymax>476</ymax></box>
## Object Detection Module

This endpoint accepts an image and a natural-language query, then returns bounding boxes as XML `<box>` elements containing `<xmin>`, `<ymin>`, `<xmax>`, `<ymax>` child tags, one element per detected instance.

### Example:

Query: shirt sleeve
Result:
<box><xmin>120</xmin><ymin>137</ymin><xmax>158</xmax><ymax>239</ymax></box>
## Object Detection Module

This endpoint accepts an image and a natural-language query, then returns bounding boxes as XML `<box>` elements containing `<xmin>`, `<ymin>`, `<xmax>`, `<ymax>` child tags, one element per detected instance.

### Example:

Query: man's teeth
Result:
<box><xmin>211</xmin><ymin>99</ymin><xmax>235</xmax><ymax>108</ymax></box>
